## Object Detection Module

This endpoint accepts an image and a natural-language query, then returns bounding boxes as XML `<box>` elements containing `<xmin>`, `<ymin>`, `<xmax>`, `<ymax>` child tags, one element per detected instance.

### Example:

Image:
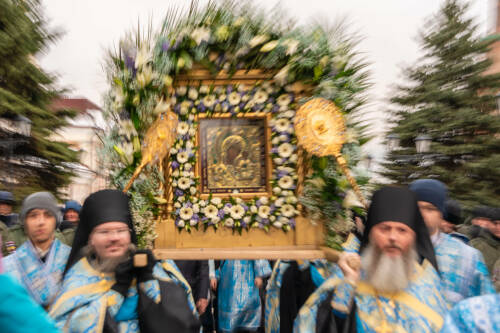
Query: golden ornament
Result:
<box><xmin>294</xmin><ymin>98</ymin><xmax>367</xmax><ymax>208</ymax></box>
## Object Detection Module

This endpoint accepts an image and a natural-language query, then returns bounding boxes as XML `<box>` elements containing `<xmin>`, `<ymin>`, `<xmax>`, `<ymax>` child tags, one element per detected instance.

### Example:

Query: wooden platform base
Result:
<box><xmin>153</xmin><ymin>246</ymin><xmax>340</xmax><ymax>261</ymax></box>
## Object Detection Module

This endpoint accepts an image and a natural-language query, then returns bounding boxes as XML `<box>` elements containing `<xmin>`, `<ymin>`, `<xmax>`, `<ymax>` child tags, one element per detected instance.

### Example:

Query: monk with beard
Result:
<box><xmin>294</xmin><ymin>186</ymin><xmax>449</xmax><ymax>333</ymax></box>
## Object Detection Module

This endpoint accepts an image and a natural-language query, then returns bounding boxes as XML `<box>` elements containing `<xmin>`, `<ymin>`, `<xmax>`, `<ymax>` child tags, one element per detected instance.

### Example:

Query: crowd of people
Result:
<box><xmin>0</xmin><ymin>178</ymin><xmax>498</xmax><ymax>332</ymax></box>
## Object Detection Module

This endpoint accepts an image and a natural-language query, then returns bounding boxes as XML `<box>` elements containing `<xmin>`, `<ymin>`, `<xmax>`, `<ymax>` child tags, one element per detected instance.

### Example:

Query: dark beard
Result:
<box><xmin>81</xmin><ymin>243</ymin><xmax>136</xmax><ymax>273</ymax></box>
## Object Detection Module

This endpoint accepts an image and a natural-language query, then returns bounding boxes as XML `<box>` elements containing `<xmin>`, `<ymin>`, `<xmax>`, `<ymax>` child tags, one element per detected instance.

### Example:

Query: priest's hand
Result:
<box><xmin>254</xmin><ymin>277</ymin><xmax>263</xmax><ymax>289</ymax></box>
<box><xmin>338</xmin><ymin>252</ymin><xmax>361</xmax><ymax>285</ymax></box>
<box><xmin>210</xmin><ymin>278</ymin><xmax>217</xmax><ymax>291</ymax></box>
<box><xmin>112</xmin><ymin>258</ymin><xmax>135</xmax><ymax>296</ymax></box>
<box><xmin>196</xmin><ymin>298</ymin><xmax>208</xmax><ymax>315</ymax></box>
<box><xmin>135</xmin><ymin>249</ymin><xmax>157</xmax><ymax>283</ymax></box>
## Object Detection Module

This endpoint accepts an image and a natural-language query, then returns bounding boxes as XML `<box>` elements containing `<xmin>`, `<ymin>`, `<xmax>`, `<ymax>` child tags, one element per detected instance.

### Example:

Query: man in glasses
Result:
<box><xmin>50</xmin><ymin>189</ymin><xmax>200</xmax><ymax>332</ymax></box>
<box><xmin>3</xmin><ymin>192</ymin><xmax>70</xmax><ymax>308</ymax></box>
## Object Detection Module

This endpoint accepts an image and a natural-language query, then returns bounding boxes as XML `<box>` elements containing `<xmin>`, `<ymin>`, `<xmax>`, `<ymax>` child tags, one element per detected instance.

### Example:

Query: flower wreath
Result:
<box><xmin>170</xmin><ymin>82</ymin><xmax>299</xmax><ymax>232</ymax></box>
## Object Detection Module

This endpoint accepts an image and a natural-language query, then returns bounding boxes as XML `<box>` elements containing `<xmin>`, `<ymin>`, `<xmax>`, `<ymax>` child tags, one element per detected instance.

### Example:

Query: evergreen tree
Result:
<box><xmin>383</xmin><ymin>0</ymin><xmax>500</xmax><ymax>208</ymax></box>
<box><xmin>0</xmin><ymin>0</ymin><xmax>78</xmax><ymax>202</ymax></box>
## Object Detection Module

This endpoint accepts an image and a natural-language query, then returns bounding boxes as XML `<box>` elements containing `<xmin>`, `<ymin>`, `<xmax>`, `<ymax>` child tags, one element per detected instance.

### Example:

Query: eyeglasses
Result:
<box><xmin>93</xmin><ymin>228</ymin><xmax>131</xmax><ymax>237</ymax></box>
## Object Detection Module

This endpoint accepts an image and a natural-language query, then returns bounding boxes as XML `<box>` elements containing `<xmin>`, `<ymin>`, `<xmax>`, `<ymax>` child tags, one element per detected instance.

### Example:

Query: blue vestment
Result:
<box><xmin>50</xmin><ymin>257</ymin><xmax>196</xmax><ymax>332</ymax></box>
<box><xmin>434</xmin><ymin>232</ymin><xmax>495</xmax><ymax>305</ymax></box>
<box><xmin>3</xmin><ymin>238</ymin><xmax>70</xmax><ymax>307</ymax></box>
<box><xmin>264</xmin><ymin>234</ymin><xmax>360</xmax><ymax>333</ymax></box>
<box><xmin>441</xmin><ymin>293</ymin><xmax>500</xmax><ymax>333</ymax></box>
<box><xmin>294</xmin><ymin>260</ymin><xmax>449</xmax><ymax>333</ymax></box>
<box><xmin>217</xmin><ymin>260</ymin><xmax>271</xmax><ymax>332</ymax></box>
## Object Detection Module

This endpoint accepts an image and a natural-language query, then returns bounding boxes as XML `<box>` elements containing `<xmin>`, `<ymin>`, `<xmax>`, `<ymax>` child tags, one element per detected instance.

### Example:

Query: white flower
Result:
<box><xmin>273</xmin><ymin>221</ymin><xmax>283</xmax><ymax>228</ymax></box>
<box><xmin>253</xmin><ymin>90</ymin><xmax>268</xmax><ymax>104</ymax></box>
<box><xmin>273</xmin><ymin>187</ymin><xmax>282</xmax><ymax>195</ymax></box>
<box><xmin>188</xmin><ymin>114</ymin><xmax>195</xmax><ymax>121</ymax></box>
<box><xmin>180</xmin><ymin>101</ymin><xmax>190</xmax><ymax>115</ymax></box>
<box><xmin>281</xmin><ymin>204</ymin><xmax>295</xmax><ymax>217</ymax></box>
<box><xmin>153</xmin><ymin>98</ymin><xmax>170</xmax><ymax>115</ymax></box>
<box><xmin>186</xmin><ymin>141</ymin><xmax>194</xmax><ymax>149</ymax></box>
<box><xmin>174</xmin><ymin>202</ymin><xmax>181</xmax><ymax>208</ymax></box>
<box><xmin>199</xmin><ymin>85</ymin><xmax>209</xmax><ymax>94</ymax></box>
<box><xmin>277</xmin><ymin>94</ymin><xmax>292</xmax><ymax>107</ymax></box>
<box><xmin>177</xmin><ymin>86</ymin><xmax>187</xmax><ymax>96</ymax></box>
<box><xmin>258</xmin><ymin>205</ymin><xmax>270</xmax><ymax>219</ymax></box>
<box><xmin>184</xmin><ymin>163</ymin><xmax>192</xmax><ymax>171</ymax></box>
<box><xmin>177</xmin><ymin>152</ymin><xmax>189</xmax><ymax>164</ymax></box>
<box><xmin>283</xmin><ymin>39</ymin><xmax>300</xmax><ymax>55</ymax></box>
<box><xmin>203</xmin><ymin>95</ymin><xmax>216</xmax><ymax>108</ymax></box>
<box><xmin>275</xmin><ymin>198</ymin><xmax>284</xmax><ymax>207</ymax></box>
<box><xmin>228</xmin><ymin>92</ymin><xmax>241</xmax><ymax>105</ymax></box>
<box><xmin>283</xmin><ymin>110</ymin><xmax>295</xmax><ymax>119</ymax></box>
<box><xmin>275</xmin><ymin>118</ymin><xmax>290</xmax><ymax>132</ymax></box>
<box><xmin>199</xmin><ymin>200</ymin><xmax>207</xmax><ymax>207</ymax></box>
<box><xmin>136</xmin><ymin>66</ymin><xmax>156</xmax><ymax>88</ymax></box>
<box><xmin>188</xmin><ymin>128</ymin><xmax>196</xmax><ymax>136</ymax></box>
<box><xmin>212</xmin><ymin>217</ymin><xmax>221</xmax><ymax>223</ymax></box>
<box><xmin>260</xmin><ymin>197</ymin><xmax>269</xmax><ymax>205</ymax></box>
<box><xmin>180</xmin><ymin>207</ymin><xmax>194</xmax><ymax>220</ymax></box>
<box><xmin>204</xmin><ymin>205</ymin><xmax>218</xmax><ymax>219</ymax></box>
<box><xmin>211</xmin><ymin>197</ymin><xmax>222</xmax><ymax>205</ymax></box>
<box><xmin>278</xmin><ymin>143</ymin><xmax>293</xmax><ymax>158</ymax></box>
<box><xmin>191</xmin><ymin>27</ymin><xmax>211</xmax><ymax>45</ymax></box>
<box><xmin>250</xmin><ymin>205</ymin><xmax>258</xmax><ymax>213</ymax></box>
<box><xmin>289</xmin><ymin>154</ymin><xmax>298</xmax><ymax>163</ymax></box>
<box><xmin>249</xmin><ymin>35</ymin><xmax>269</xmax><ymax>48</ymax></box>
<box><xmin>170</xmin><ymin>147</ymin><xmax>178</xmax><ymax>155</ymax></box>
<box><xmin>190</xmin><ymin>187</ymin><xmax>197</xmax><ymax>195</ymax></box>
<box><xmin>188</xmin><ymin>88</ymin><xmax>198</xmax><ymax>100</ymax></box>
<box><xmin>177</xmin><ymin>177</ymin><xmax>191</xmax><ymax>190</ymax></box>
<box><xmin>230</xmin><ymin>205</ymin><xmax>245</xmax><ymax>219</ymax></box>
<box><xmin>193</xmin><ymin>204</ymin><xmax>200</xmax><ymax>213</ymax></box>
<box><xmin>274</xmin><ymin>65</ymin><xmax>290</xmax><ymax>86</ymax></box>
<box><xmin>118</xmin><ymin>119</ymin><xmax>137</xmax><ymax>140</ymax></box>
<box><xmin>225</xmin><ymin>218</ymin><xmax>234</xmax><ymax>227</ymax></box>
<box><xmin>178</xmin><ymin>196</ymin><xmax>185</xmax><ymax>202</ymax></box>
<box><xmin>269</xmin><ymin>215</ymin><xmax>276</xmax><ymax>222</ymax></box>
<box><xmin>178</xmin><ymin>220</ymin><xmax>185</xmax><ymax>227</ymax></box>
<box><xmin>190</xmin><ymin>219</ymin><xmax>198</xmax><ymax>226</ymax></box>
<box><xmin>279</xmin><ymin>134</ymin><xmax>288</xmax><ymax>142</ymax></box>
<box><xmin>343</xmin><ymin>190</ymin><xmax>363</xmax><ymax>208</ymax></box>
<box><xmin>177</xmin><ymin>122</ymin><xmax>189</xmax><ymax>135</ymax></box>
<box><xmin>172</xmin><ymin>170</ymin><xmax>180</xmax><ymax>177</ymax></box>
<box><xmin>135</xmin><ymin>44</ymin><xmax>152</xmax><ymax>68</ymax></box>
<box><xmin>286</xmin><ymin>196</ymin><xmax>298</xmax><ymax>204</ymax></box>
<box><xmin>272</xmin><ymin>137</ymin><xmax>280</xmax><ymax>145</ymax></box>
<box><xmin>273</xmin><ymin>157</ymin><xmax>283</xmax><ymax>165</ymax></box>
<box><xmin>278</xmin><ymin>175</ymin><xmax>294</xmax><ymax>189</ymax></box>
<box><xmin>243</xmin><ymin>216</ymin><xmax>251</xmax><ymax>224</ymax></box>
<box><xmin>223</xmin><ymin>206</ymin><xmax>231</xmax><ymax>213</ymax></box>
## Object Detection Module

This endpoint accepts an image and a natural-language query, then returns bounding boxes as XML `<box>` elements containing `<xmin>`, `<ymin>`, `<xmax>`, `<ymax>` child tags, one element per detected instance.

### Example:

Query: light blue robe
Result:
<box><xmin>217</xmin><ymin>260</ymin><xmax>271</xmax><ymax>332</ymax></box>
<box><xmin>294</xmin><ymin>260</ymin><xmax>449</xmax><ymax>333</ymax></box>
<box><xmin>264</xmin><ymin>234</ymin><xmax>360</xmax><ymax>333</ymax></box>
<box><xmin>441</xmin><ymin>293</ymin><xmax>500</xmax><ymax>333</ymax></box>
<box><xmin>434</xmin><ymin>232</ymin><xmax>495</xmax><ymax>305</ymax></box>
<box><xmin>3</xmin><ymin>238</ymin><xmax>70</xmax><ymax>307</ymax></box>
<box><xmin>49</xmin><ymin>257</ymin><xmax>196</xmax><ymax>332</ymax></box>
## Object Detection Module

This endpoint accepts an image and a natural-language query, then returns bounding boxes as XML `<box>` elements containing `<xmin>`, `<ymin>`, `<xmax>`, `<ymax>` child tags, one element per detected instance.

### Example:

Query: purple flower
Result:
<box><xmin>171</xmin><ymin>161</ymin><xmax>179</xmax><ymax>169</ymax></box>
<box><xmin>175</xmin><ymin>189</ymin><xmax>184</xmax><ymax>196</ymax></box>
<box><xmin>271</xmin><ymin>147</ymin><xmax>278</xmax><ymax>154</ymax></box>
<box><xmin>270</xmin><ymin>204</ymin><xmax>276</xmax><ymax>213</ymax></box>
<box><xmin>198</xmin><ymin>103</ymin><xmax>206</xmax><ymax>112</ymax></box>
<box><xmin>268</xmin><ymin>97</ymin><xmax>275</xmax><ymax>104</ymax></box>
<box><xmin>239</xmin><ymin>102</ymin><xmax>245</xmax><ymax>109</ymax></box>
<box><xmin>174</xmin><ymin>104</ymin><xmax>181</xmax><ymax>113</ymax></box>
<box><xmin>224</xmin><ymin>203</ymin><xmax>232</xmax><ymax>209</ymax></box>
<box><xmin>124</xmin><ymin>54</ymin><xmax>135</xmax><ymax>72</ymax></box>
<box><xmin>161</xmin><ymin>41</ymin><xmax>170</xmax><ymax>52</ymax></box>
<box><xmin>185</xmin><ymin>202</ymin><xmax>193</xmax><ymax>208</ymax></box>
<box><xmin>272</xmin><ymin>105</ymin><xmax>280</xmax><ymax>113</ymax></box>
<box><xmin>289</xmin><ymin>218</ymin><xmax>296</xmax><ymax>228</ymax></box>
<box><xmin>226</xmin><ymin>85</ymin><xmax>233</xmax><ymax>94</ymax></box>
<box><xmin>242</xmin><ymin>204</ymin><xmax>249</xmax><ymax>212</ymax></box>
<box><xmin>217</xmin><ymin>209</ymin><xmax>226</xmax><ymax>219</ymax></box>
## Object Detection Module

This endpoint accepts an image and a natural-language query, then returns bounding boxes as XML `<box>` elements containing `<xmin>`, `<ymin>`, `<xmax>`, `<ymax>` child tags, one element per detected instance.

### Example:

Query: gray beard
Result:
<box><xmin>81</xmin><ymin>244</ymin><xmax>136</xmax><ymax>273</ymax></box>
<box><xmin>360</xmin><ymin>243</ymin><xmax>418</xmax><ymax>293</ymax></box>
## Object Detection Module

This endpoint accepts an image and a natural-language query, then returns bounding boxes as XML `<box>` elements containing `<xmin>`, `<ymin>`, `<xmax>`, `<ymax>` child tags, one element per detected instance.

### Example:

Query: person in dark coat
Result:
<box><xmin>175</xmin><ymin>260</ymin><xmax>210</xmax><ymax>315</ymax></box>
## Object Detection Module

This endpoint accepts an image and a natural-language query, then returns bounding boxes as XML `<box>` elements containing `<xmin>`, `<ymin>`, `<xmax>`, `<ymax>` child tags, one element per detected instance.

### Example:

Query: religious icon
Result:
<box><xmin>198</xmin><ymin>116</ymin><xmax>269</xmax><ymax>195</ymax></box>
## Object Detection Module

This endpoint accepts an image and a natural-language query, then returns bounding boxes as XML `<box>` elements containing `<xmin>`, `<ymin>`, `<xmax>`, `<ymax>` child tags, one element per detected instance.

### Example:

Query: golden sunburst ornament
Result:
<box><xmin>295</xmin><ymin>98</ymin><xmax>367</xmax><ymax>208</ymax></box>
<box><xmin>295</xmin><ymin>98</ymin><xmax>346</xmax><ymax>156</ymax></box>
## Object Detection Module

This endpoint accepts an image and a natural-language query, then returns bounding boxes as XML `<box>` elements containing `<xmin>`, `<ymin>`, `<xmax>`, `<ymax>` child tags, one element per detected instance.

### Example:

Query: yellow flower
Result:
<box><xmin>260</xmin><ymin>40</ymin><xmax>278</xmax><ymax>52</ymax></box>
<box><xmin>215</xmin><ymin>25</ymin><xmax>230</xmax><ymax>41</ymax></box>
<box><xmin>136</xmin><ymin>66</ymin><xmax>155</xmax><ymax>88</ymax></box>
<box><xmin>249</xmin><ymin>35</ymin><xmax>269</xmax><ymax>48</ymax></box>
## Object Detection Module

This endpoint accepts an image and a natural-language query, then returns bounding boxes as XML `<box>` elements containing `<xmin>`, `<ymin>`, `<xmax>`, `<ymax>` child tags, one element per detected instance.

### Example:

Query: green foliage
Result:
<box><xmin>383</xmin><ymin>0</ymin><xmax>500</xmax><ymax>208</ymax></box>
<box><xmin>0</xmin><ymin>0</ymin><xmax>78</xmax><ymax>201</ymax></box>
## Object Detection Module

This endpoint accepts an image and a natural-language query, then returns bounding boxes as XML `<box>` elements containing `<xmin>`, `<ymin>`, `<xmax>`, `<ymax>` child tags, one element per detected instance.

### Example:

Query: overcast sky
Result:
<box><xmin>38</xmin><ymin>0</ymin><xmax>494</xmax><ymax>160</ymax></box>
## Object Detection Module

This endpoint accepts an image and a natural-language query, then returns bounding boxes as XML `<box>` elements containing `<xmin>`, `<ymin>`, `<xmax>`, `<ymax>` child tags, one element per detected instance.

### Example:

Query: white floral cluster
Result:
<box><xmin>169</xmin><ymin>82</ymin><xmax>299</xmax><ymax>231</ymax></box>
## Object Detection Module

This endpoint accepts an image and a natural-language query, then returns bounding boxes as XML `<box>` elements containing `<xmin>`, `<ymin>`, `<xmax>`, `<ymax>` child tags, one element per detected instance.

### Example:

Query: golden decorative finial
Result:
<box><xmin>294</xmin><ymin>98</ymin><xmax>367</xmax><ymax>208</ymax></box>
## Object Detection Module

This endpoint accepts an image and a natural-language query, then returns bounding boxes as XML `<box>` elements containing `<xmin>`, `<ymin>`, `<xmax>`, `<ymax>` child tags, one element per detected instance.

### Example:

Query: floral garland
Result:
<box><xmin>101</xmin><ymin>1</ymin><xmax>371</xmax><ymax>246</ymax></box>
<box><xmin>169</xmin><ymin>82</ymin><xmax>299</xmax><ymax>232</ymax></box>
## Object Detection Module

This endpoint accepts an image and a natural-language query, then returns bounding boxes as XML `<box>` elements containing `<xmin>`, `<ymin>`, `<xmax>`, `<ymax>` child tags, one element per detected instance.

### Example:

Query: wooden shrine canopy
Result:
<box><xmin>152</xmin><ymin>65</ymin><xmax>340</xmax><ymax>261</ymax></box>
